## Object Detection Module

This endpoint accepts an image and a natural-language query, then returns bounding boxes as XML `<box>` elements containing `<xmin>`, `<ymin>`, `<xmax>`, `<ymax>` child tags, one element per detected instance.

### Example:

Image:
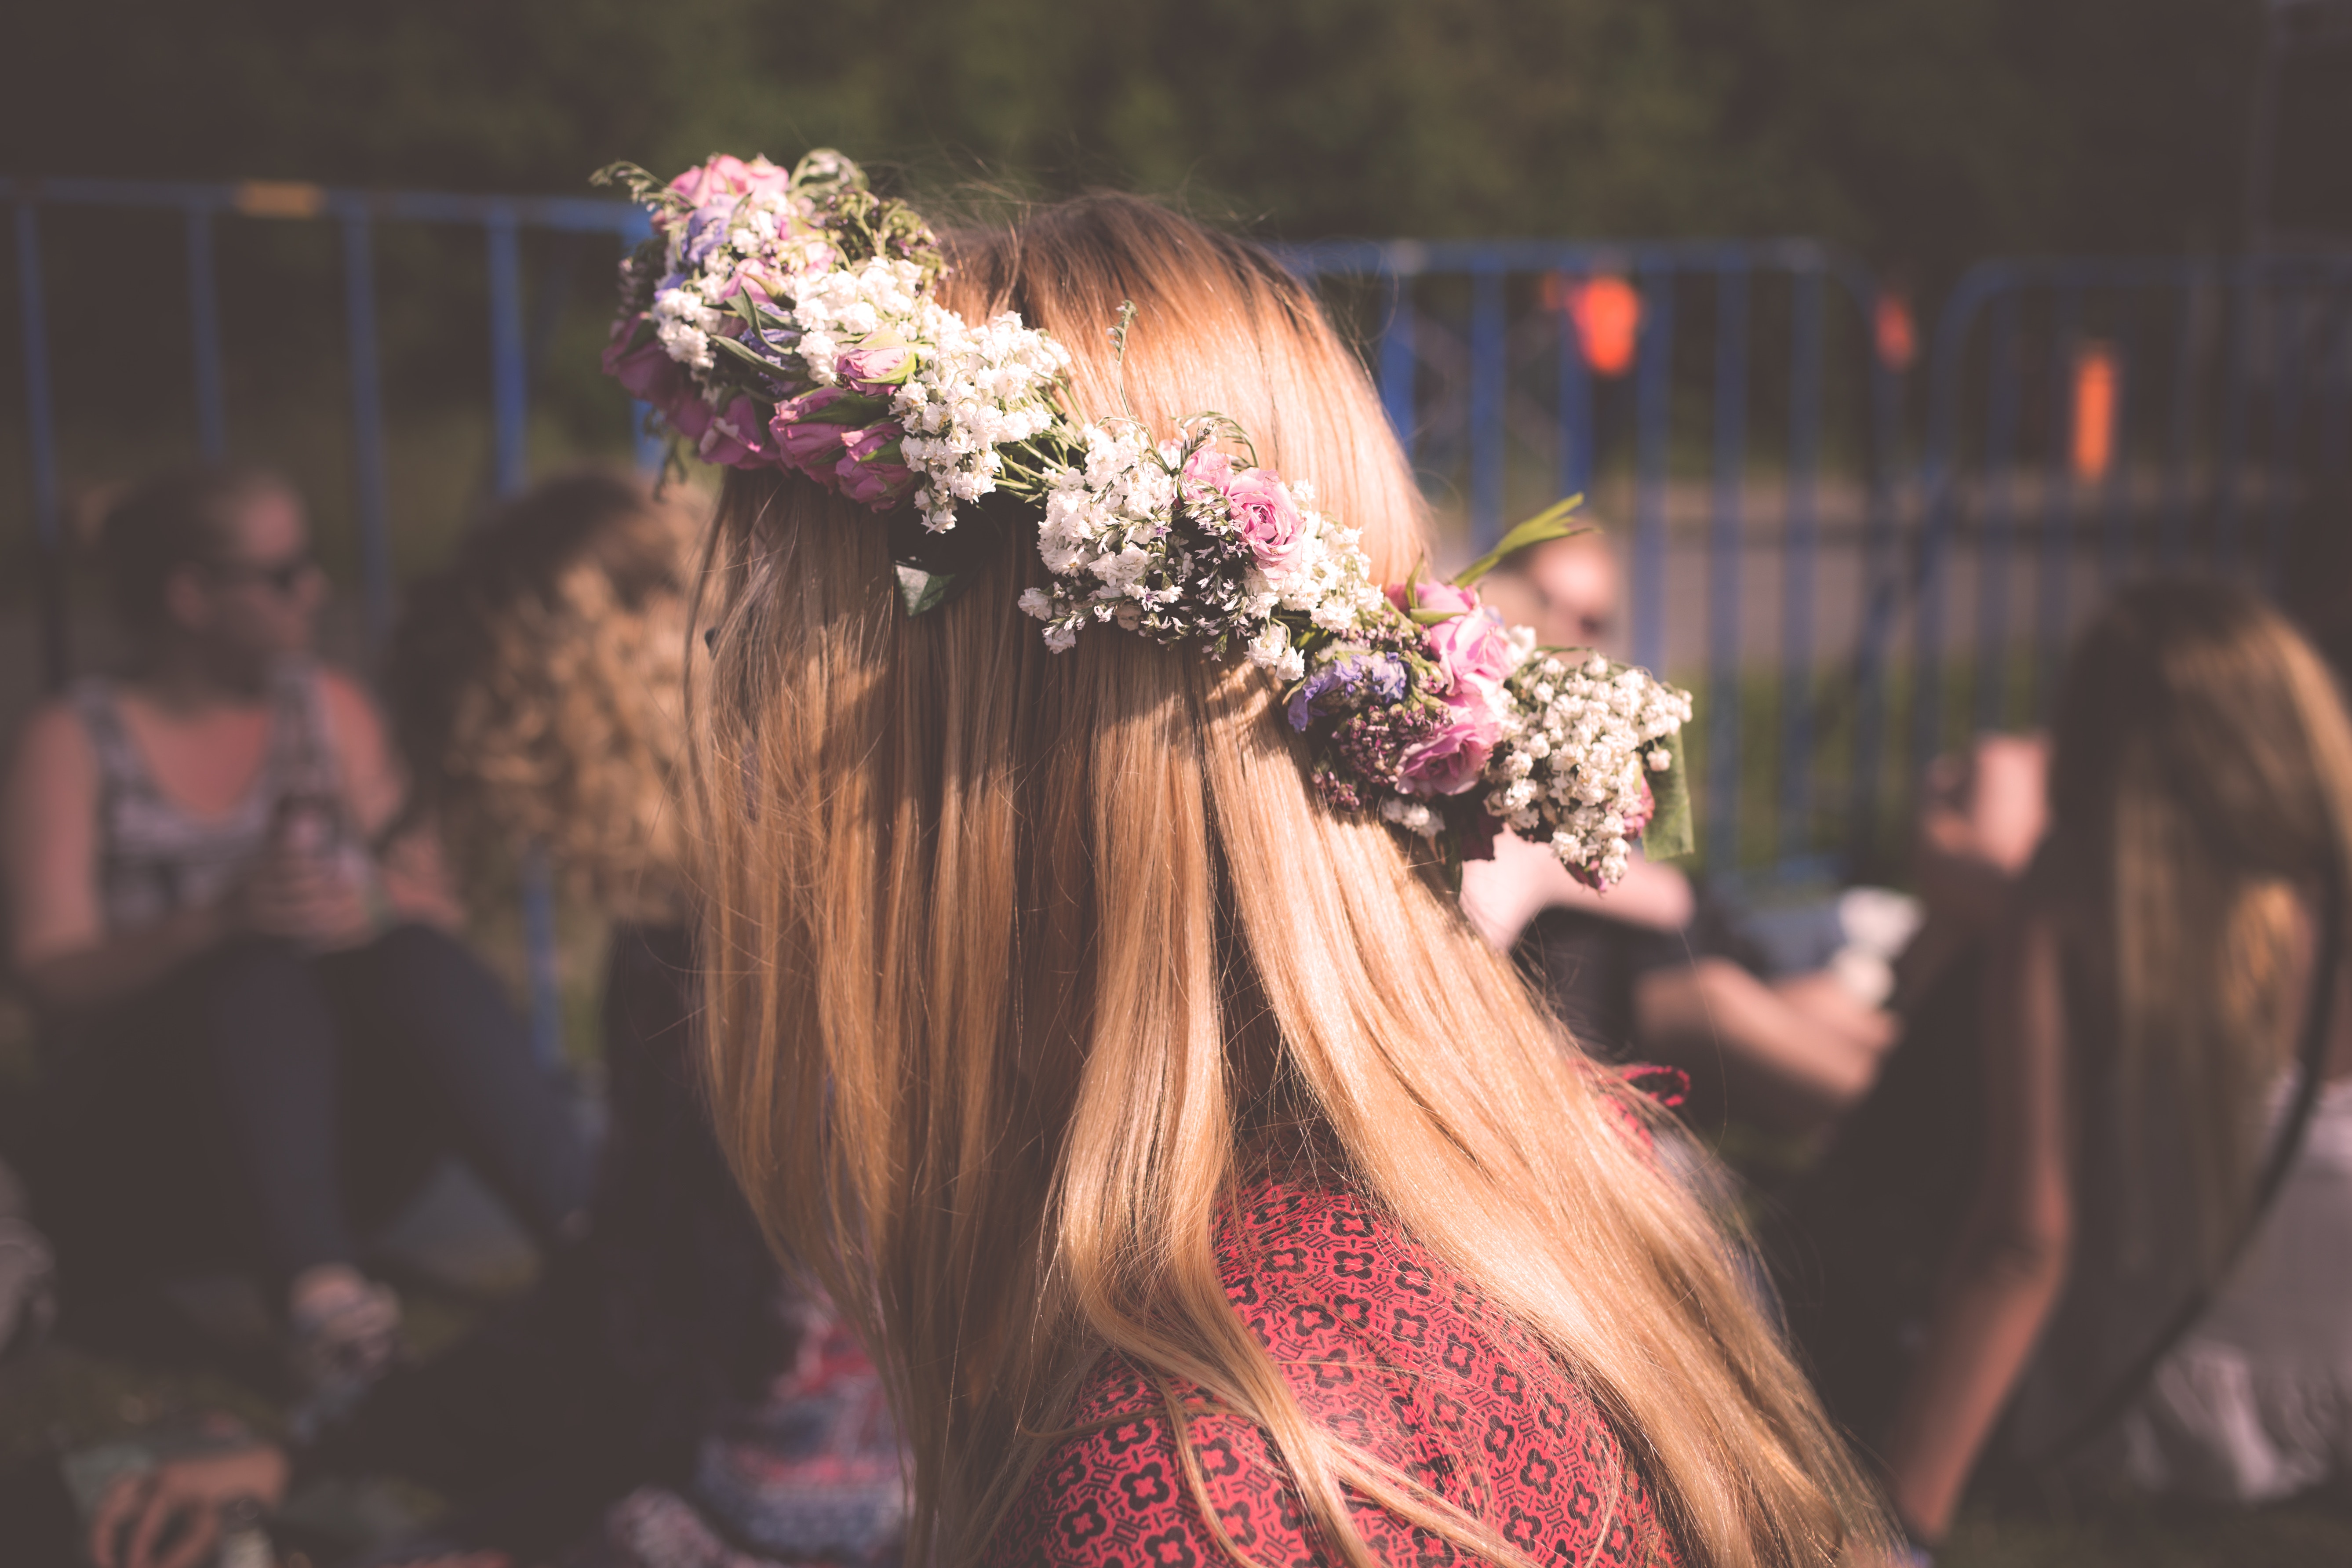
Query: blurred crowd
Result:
<box><xmin>2</xmin><ymin>461</ymin><xmax>2347</xmax><ymax>1565</ymax></box>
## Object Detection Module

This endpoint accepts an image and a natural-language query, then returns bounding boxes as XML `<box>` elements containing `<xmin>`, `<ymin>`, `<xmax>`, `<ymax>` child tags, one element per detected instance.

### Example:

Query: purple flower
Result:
<box><xmin>680</xmin><ymin>197</ymin><xmax>741</xmax><ymax>266</ymax></box>
<box><xmin>1286</xmin><ymin>654</ymin><xmax>1407</xmax><ymax>732</ymax></box>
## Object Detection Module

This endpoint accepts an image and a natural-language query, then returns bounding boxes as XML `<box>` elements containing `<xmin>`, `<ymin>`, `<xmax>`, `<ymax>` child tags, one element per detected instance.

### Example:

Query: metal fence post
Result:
<box><xmin>1556</xmin><ymin>272</ymin><xmax>1594</xmax><ymax>501</ymax></box>
<box><xmin>1379</xmin><ymin>257</ymin><xmax>1418</xmax><ymax>461</ymax></box>
<box><xmin>2214</xmin><ymin>263</ymin><xmax>2257</xmax><ymax>570</ymax></box>
<box><xmin>2032</xmin><ymin>287</ymin><xmax>2083</xmax><ymax>717</ymax></box>
<box><xmin>1910</xmin><ymin>268</ymin><xmax>2005</xmax><ymax>790</ymax></box>
<box><xmin>2099</xmin><ymin>325</ymin><xmax>2138</xmax><ymax>586</ymax></box>
<box><xmin>1469</xmin><ymin>262</ymin><xmax>1507</xmax><ymax>550</ymax></box>
<box><xmin>14</xmin><ymin>200</ymin><xmax>67</xmax><ymax>689</ymax></box>
<box><xmin>186</xmin><ymin>205</ymin><xmax>227</xmax><ymax>460</ymax></box>
<box><xmin>1631</xmin><ymin>269</ymin><xmax>1675</xmax><ymax>676</ymax></box>
<box><xmin>1974</xmin><ymin>292</ymin><xmax>2021</xmax><ymax>731</ymax></box>
<box><xmin>1780</xmin><ymin>265</ymin><xmax>1824</xmax><ymax>858</ymax></box>
<box><xmin>478</xmin><ymin>202</ymin><xmax>563</xmax><ymax>1070</ymax></box>
<box><xmin>2160</xmin><ymin>276</ymin><xmax>2203</xmax><ymax>568</ymax></box>
<box><xmin>2262</xmin><ymin>282</ymin><xmax>2313</xmax><ymax>589</ymax></box>
<box><xmin>2319</xmin><ymin>297</ymin><xmax>2352</xmax><ymax>489</ymax></box>
<box><xmin>620</xmin><ymin>208</ymin><xmax>666</xmax><ymax>473</ymax></box>
<box><xmin>1706</xmin><ymin>261</ymin><xmax>1747</xmax><ymax>865</ymax></box>
<box><xmin>339</xmin><ymin>207</ymin><xmax>394</xmax><ymax>654</ymax></box>
<box><xmin>486</xmin><ymin>206</ymin><xmax>530</xmax><ymax>498</ymax></box>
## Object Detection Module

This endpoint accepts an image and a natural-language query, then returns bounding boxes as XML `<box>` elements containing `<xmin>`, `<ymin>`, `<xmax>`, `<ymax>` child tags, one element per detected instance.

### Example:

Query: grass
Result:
<box><xmin>1939</xmin><ymin>1492</ymin><xmax>2352</xmax><ymax>1567</ymax></box>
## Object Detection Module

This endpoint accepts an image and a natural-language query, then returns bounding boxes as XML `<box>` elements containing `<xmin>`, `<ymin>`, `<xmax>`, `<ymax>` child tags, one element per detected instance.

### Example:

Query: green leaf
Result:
<box><xmin>1407</xmin><ymin>607</ymin><xmax>1458</xmax><ymax>626</ymax></box>
<box><xmin>1452</xmin><ymin>495</ymin><xmax>1587</xmax><ymax>588</ymax></box>
<box><xmin>711</xmin><ymin>333</ymin><xmax>787</xmax><ymax>376</ymax></box>
<box><xmin>896</xmin><ymin>563</ymin><xmax>958</xmax><ymax>616</ymax></box>
<box><xmin>1641</xmin><ymin>727</ymin><xmax>1694</xmax><ymax>861</ymax></box>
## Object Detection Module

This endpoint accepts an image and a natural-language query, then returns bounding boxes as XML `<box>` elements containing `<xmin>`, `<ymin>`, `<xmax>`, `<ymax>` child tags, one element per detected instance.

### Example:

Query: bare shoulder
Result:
<box><xmin>315</xmin><ymin>665</ymin><xmax>385</xmax><ymax>735</ymax></box>
<box><xmin>6</xmin><ymin>697</ymin><xmax>96</xmax><ymax>791</ymax></box>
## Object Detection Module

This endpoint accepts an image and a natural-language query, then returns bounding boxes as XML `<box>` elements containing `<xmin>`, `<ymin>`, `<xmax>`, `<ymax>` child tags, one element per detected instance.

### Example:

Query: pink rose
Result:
<box><xmin>667</xmin><ymin>154</ymin><xmax>792</xmax><ymax>208</ymax></box>
<box><xmin>1424</xmin><ymin>602</ymin><xmax>1515</xmax><ymax>692</ymax></box>
<box><xmin>834</xmin><ymin>422</ymin><xmax>915</xmax><ymax>509</ymax></box>
<box><xmin>695</xmin><ymin>395</ymin><xmax>778</xmax><ymax>469</ymax></box>
<box><xmin>835</xmin><ymin>335</ymin><xmax>914</xmax><ymax>393</ymax></box>
<box><xmin>1181</xmin><ymin>447</ymin><xmax>1235</xmax><ymax>505</ymax></box>
<box><xmin>601</xmin><ymin>320</ymin><xmax>685</xmax><ymax>409</ymax></box>
<box><xmin>1397</xmin><ymin>704</ymin><xmax>1501</xmax><ymax>797</ymax></box>
<box><xmin>1225</xmin><ymin>467</ymin><xmax>1307</xmax><ymax>573</ymax></box>
<box><xmin>771</xmin><ymin>387</ymin><xmax>853</xmax><ymax>479</ymax></box>
<box><xmin>1387</xmin><ymin>580</ymin><xmax>1514</xmax><ymax>695</ymax></box>
<box><xmin>839</xmin><ymin>420</ymin><xmax>903</xmax><ymax>465</ymax></box>
<box><xmin>1385</xmin><ymin>578</ymin><xmax>1477</xmax><ymax>619</ymax></box>
<box><xmin>666</xmin><ymin>394</ymin><xmax>713</xmax><ymax>444</ymax></box>
<box><xmin>836</xmin><ymin>458</ymin><xmax>915</xmax><ymax>509</ymax></box>
<box><xmin>1623</xmin><ymin>776</ymin><xmax>1656</xmax><ymax>839</ymax></box>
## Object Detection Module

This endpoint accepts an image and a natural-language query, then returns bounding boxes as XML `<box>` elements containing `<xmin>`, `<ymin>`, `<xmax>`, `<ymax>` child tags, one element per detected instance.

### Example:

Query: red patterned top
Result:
<box><xmin>980</xmin><ymin>1180</ymin><xmax>1685</xmax><ymax>1566</ymax></box>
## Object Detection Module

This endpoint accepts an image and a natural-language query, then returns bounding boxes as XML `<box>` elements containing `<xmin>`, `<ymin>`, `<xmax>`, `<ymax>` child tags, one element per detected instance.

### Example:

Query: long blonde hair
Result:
<box><xmin>2048</xmin><ymin>579</ymin><xmax>2352</xmax><ymax>1264</ymax></box>
<box><xmin>686</xmin><ymin>194</ymin><xmax>1882</xmax><ymax>1566</ymax></box>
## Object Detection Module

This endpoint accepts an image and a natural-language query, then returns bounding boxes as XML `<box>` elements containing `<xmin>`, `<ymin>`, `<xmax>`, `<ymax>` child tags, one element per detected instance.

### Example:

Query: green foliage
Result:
<box><xmin>3</xmin><ymin>0</ymin><xmax>2323</xmax><ymax>267</ymax></box>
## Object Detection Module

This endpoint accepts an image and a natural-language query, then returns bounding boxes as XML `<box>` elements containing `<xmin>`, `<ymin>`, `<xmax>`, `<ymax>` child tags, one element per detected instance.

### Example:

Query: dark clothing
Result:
<box><xmin>42</xmin><ymin>924</ymin><xmax>587</xmax><ymax>1292</ymax></box>
<box><xmin>586</xmin><ymin>921</ymin><xmax>790</xmax><ymax>1467</ymax></box>
<box><xmin>1513</xmin><ymin>895</ymin><xmax>1762</xmax><ymax>1059</ymax></box>
<box><xmin>1513</xmin><ymin>907</ymin><xmax>1692</xmax><ymax>1057</ymax></box>
<box><xmin>312</xmin><ymin>923</ymin><xmax>904</xmax><ymax>1566</ymax></box>
<box><xmin>1766</xmin><ymin>948</ymin><xmax>1989</xmax><ymax>1450</ymax></box>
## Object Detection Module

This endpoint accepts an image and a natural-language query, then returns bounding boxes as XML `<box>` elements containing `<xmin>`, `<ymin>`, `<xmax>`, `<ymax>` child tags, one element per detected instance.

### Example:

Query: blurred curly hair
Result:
<box><xmin>389</xmin><ymin>469</ymin><xmax>705</xmax><ymax>920</ymax></box>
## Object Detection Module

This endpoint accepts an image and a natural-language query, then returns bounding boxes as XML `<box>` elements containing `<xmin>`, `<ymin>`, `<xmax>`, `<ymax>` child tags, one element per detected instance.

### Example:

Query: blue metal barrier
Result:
<box><xmin>18</xmin><ymin>177</ymin><xmax>2348</xmax><ymax>899</ymax></box>
<box><xmin>1282</xmin><ymin>239</ymin><xmax>1903</xmax><ymax>876</ymax></box>
<box><xmin>6</xmin><ymin>174</ymin><xmax>653</xmax><ymax>1064</ymax></box>
<box><xmin>1876</xmin><ymin>251</ymin><xmax>2352</xmax><ymax>850</ymax></box>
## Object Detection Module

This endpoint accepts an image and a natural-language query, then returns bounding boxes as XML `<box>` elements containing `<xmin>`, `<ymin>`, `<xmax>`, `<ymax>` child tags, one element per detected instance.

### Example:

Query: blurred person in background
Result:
<box><xmin>1857</xmin><ymin>581</ymin><xmax>2352</xmax><ymax>1549</ymax></box>
<box><xmin>0</xmin><ymin>465</ymin><xmax>589</xmax><ymax>1430</ymax></box>
<box><xmin>1469</xmin><ymin>527</ymin><xmax>1908</xmax><ymax>1132</ymax></box>
<box><xmin>86</xmin><ymin>470</ymin><xmax>906</xmax><ymax>1568</ymax></box>
<box><xmin>369</xmin><ymin>467</ymin><xmax>904</xmax><ymax>1568</ymax></box>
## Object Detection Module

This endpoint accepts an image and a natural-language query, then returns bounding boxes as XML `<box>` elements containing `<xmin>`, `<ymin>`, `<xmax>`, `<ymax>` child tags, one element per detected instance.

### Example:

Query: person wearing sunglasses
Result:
<box><xmin>1</xmin><ymin>464</ymin><xmax>589</xmax><ymax>1437</ymax></box>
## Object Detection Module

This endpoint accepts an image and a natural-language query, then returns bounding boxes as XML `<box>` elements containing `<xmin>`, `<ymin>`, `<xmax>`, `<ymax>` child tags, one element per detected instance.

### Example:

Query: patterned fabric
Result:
<box><xmin>564</xmin><ymin>925</ymin><xmax>907</xmax><ymax>1568</ymax></box>
<box><xmin>580</xmin><ymin>1298</ymin><xmax>906</xmax><ymax>1568</ymax></box>
<box><xmin>983</xmin><ymin>1181</ymin><xmax>1683</xmax><ymax>1567</ymax></box>
<box><xmin>73</xmin><ymin>656</ymin><xmax>373</xmax><ymax>931</ymax></box>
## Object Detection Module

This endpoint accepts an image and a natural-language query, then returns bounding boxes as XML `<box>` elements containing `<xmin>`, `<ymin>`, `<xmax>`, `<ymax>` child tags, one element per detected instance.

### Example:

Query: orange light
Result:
<box><xmin>2072</xmin><ymin>342</ymin><xmax>2119</xmax><ymax>481</ymax></box>
<box><xmin>1552</xmin><ymin>275</ymin><xmax>1641</xmax><ymax>378</ymax></box>
<box><xmin>234</xmin><ymin>180</ymin><xmax>328</xmax><ymax>219</ymax></box>
<box><xmin>1874</xmin><ymin>293</ymin><xmax>1916</xmax><ymax>372</ymax></box>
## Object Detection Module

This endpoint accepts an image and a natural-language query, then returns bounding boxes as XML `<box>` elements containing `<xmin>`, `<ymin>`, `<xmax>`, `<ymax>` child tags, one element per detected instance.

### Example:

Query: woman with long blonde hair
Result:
<box><xmin>1879</xmin><ymin>580</ymin><xmax>2352</xmax><ymax>1543</ymax></box>
<box><xmin>622</xmin><ymin>153</ymin><xmax>1885</xmax><ymax>1566</ymax></box>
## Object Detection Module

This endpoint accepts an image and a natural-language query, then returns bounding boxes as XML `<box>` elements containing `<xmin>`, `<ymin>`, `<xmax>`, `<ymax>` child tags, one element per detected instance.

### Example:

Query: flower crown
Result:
<box><xmin>596</xmin><ymin>152</ymin><xmax>1692</xmax><ymax>885</ymax></box>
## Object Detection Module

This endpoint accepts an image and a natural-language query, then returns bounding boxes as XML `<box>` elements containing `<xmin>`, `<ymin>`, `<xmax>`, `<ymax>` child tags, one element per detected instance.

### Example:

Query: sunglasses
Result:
<box><xmin>204</xmin><ymin>553</ymin><xmax>317</xmax><ymax>595</ymax></box>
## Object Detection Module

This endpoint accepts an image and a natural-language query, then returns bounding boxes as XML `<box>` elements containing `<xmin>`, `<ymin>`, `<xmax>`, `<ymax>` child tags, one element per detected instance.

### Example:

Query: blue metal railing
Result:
<box><xmin>1282</xmin><ymin>239</ymin><xmax>1904</xmax><ymax>875</ymax></box>
<box><xmin>1877</xmin><ymin>251</ymin><xmax>2352</xmax><ymax>844</ymax></box>
<box><xmin>6</xmin><ymin>174</ymin><xmax>656</xmax><ymax>1064</ymax></box>
<box><xmin>15</xmin><ymin>178</ymin><xmax>2352</xmax><ymax>910</ymax></box>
